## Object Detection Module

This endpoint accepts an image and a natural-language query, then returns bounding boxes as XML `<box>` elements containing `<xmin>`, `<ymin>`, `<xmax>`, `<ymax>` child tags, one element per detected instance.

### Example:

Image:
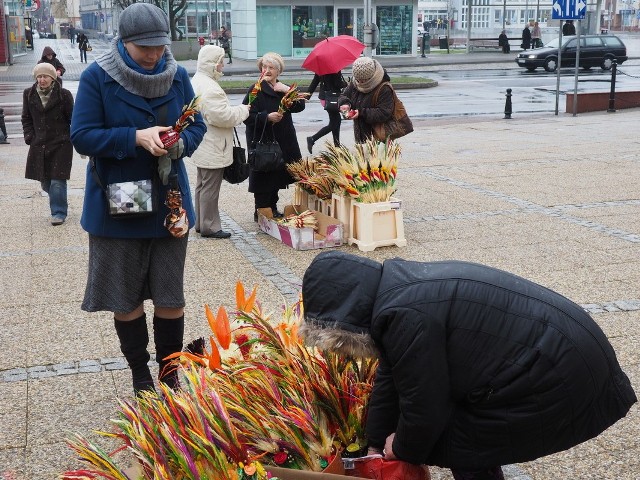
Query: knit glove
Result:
<box><xmin>167</xmin><ymin>138</ymin><xmax>184</xmax><ymax>160</ymax></box>
<box><xmin>158</xmin><ymin>154</ymin><xmax>172</xmax><ymax>185</ymax></box>
<box><xmin>158</xmin><ymin>139</ymin><xmax>184</xmax><ymax>185</ymax></box>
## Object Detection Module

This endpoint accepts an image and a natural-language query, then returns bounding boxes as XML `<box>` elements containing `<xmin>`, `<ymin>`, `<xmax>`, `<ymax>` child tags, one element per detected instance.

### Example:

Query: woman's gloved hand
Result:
<box><xmin>158</xmin><ymin>139</ymin><xmax>183</xmax><ymax>185</ymax></box>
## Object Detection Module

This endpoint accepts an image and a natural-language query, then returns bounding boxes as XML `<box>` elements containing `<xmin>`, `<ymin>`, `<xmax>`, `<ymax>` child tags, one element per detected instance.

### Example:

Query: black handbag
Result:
<box><xmin>324</xmin><ymin>91</ymin><xmax>341</xmax><ymax>112</ymax></box>
<box><xmin>223</xmin><ymin>128</ymin><xmax>250</xmax><ymax>184</ymax></box>
<box><xmin>248</xmin><ymin>121</ymin><xmax>284</xmax><ymax>173</ymax></box>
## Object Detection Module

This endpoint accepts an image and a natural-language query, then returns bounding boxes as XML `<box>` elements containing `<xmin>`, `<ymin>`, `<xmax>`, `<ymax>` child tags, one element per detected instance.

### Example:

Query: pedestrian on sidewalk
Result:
<box><xmin>70</xmin><ymin>2</ymin><xmax>205</xmax><ymax>396</ymax></box>
<box><xmin>189</xmin><ymin>45</ymin><xmax>249</xmax><ymax>239</ymax></box>
<box><xmin>498</xmin><ymin>30</ymin><xmax>510</xmax><ymax>54</ymax></box>
<box><xmin>78</xmin><ymin>33</ymin><xmax>89</xmax><ymax>63</ymax></box>
<box><xmin>306</xmin><ymin>71</ymin><xmax>347</xmax><ymax>153</ymax></box>
<box><xmin>338</xmin><ymin>57</ymin><xmax>394</xmax><ymax>144</ymax></box>
<box><xmin>0</xmin><ymin>107</ymin><xmax>9</xmax><ymax>144</ymax></box>
<box><xmin>300</xmin><ymin>251</ymin><xmax>637</xmax><ymax>480</ymax></box>
<box><xmin>38</xmin><ymin>46</ymin><xmax>65</xmax><ymax>85</ymax></box>
<box><xmin>22</xmin><ymin>63</ymin><xmax>74</xmax><ymax>226</ymax></box>
<box><xmin>531</xmin><ymin>21</ymin><xmax>542</xmax><ymax>48</ymax></box>
<box><xmin>219</xmin><ymin>26</ymin><xmax>232</xmax><ymax>64</ymax></box>
<box><xmin>521</xmin><ymin>24</ymin><xmax>531</xmax><ymax>50</ymax></box>
<box><xmin>69</xmin><ymin>26</ymin><xmax>76</xmax><ymax>44</ymax></box>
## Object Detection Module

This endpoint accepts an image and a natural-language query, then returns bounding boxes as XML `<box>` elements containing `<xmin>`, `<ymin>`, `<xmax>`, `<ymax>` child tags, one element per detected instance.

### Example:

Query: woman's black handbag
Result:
<box><xmin>223</xmin><ymin>128</ymin><xmax>250</xmax><ymax>184</ymax></box>
<box><xmin>324</xmin><ymin>91</ymin><xmax>341</xmax><ymax>112</ymax></box>
<box><xmin>248</xmin><ymin>121</ymin><xmax>284</xmax><ymax>173</ymax></box>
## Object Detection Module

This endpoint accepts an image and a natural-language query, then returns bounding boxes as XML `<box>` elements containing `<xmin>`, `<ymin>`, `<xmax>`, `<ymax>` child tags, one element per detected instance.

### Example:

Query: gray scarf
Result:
<box><xmin>96</xmin><ymin>38</ymin><xmax>177</xmax><ymax>98</ymax></box>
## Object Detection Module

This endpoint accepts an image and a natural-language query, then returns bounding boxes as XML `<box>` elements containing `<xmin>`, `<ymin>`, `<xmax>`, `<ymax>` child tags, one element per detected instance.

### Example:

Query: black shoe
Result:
<box><xmin>306</xmin><ymin>137</ymin><xmax>314</xmax><ymax>155</ymax></box>
<box><xmin>272</xmin><ymin>208</ymin><xmax>284</xmax><ymax>219</ymax></box>
<box><xmin>254</xmin><ymin>210</ymin><xmax>259</xmax><ymax>222</ymax></box>
<box><xmin>202</xmin><ymin>230</ymin><xmax>231</xmax><ymax>239</ymax></box>
<box><xmin>0</xmin><ymin>140</ymin><xmax>9</xmax><ymax>144</ymax></box>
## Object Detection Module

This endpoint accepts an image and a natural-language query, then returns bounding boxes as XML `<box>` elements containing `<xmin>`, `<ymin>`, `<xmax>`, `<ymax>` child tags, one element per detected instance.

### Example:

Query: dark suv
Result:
<box><xmin>515</xmin><ymin>34</ymin><xmax>627</xmax><ymax>72</ymax></box>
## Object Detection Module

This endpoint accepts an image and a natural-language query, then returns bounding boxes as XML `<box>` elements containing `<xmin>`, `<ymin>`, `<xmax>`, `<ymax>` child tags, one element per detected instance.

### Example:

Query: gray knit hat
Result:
<box><xmin>352</xmin><ymin>57</ymin><xmax>384</xmax><ymax>93</ymax></box>
<box><xmin>119</xmin><ymin>3</ymin><xmax>171</xmax><ymax>46</ymax></box>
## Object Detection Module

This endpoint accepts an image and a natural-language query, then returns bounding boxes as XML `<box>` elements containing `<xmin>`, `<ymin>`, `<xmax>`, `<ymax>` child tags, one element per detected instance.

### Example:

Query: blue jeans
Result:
<box><xmin>41</xmin><ymin>179</ymin><xmax>68</xmax><ymax>219</ymax></box>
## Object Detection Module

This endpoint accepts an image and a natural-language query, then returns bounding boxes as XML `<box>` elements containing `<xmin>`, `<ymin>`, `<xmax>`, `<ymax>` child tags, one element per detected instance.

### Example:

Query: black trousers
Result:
<box><xmin>254</xmin><ymin>190</ymin><xmax>279</xmax><ymax>210</ymax></box>
<box><xmin>311</xmin><ymin>109</ymin><xmax>341</xmax><ymax>146</ymax></box>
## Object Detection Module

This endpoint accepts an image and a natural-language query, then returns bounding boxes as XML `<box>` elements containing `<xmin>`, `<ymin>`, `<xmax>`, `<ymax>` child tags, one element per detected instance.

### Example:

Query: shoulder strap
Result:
<box><xmin>90</xmin><ymin>157</ymin><xmax>106</xmax><ymax>192</ymax></box>
<box><xmin>233</xmin><ymin>127</ymin><xmax>242</xmax><ymax>147</ymax></box>
<box><xmin>371</xmin><ymin>82</ymin><xmax>393</xmax><ymax>106</ymax></box>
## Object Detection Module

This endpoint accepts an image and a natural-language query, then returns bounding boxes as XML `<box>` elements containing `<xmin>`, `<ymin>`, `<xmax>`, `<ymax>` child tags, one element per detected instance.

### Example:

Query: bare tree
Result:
<box><xmin>111</xmin><ymin>0</ymin><xmax>188</xmax><ymax>41</ymax></box>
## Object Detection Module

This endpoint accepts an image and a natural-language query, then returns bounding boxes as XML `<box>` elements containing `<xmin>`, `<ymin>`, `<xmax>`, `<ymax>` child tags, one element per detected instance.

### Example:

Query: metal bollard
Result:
<box><xmin>504</xmin><ymin>88</ymin><xmax>513</xmax><ymax>119</ymax></box>
<box><xmin>607</xmin><ymin>60</ymin><xmax>617</xmax><ymax>113</ymax></box>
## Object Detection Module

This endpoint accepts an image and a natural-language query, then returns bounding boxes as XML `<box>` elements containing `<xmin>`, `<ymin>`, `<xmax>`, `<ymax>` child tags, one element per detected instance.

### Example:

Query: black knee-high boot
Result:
<box><xmin>114</xmin><ymin>315</ymin><xmax>155</xmax><ymax>394</ymax></box>
<box><xmin>153</xmin><ymin>315</ymin><xmax>184</xmax><ymax>390</ymax></box>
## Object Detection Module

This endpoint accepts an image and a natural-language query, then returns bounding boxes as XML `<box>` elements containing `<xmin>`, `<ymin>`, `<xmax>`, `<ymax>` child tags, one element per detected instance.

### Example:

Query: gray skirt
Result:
<box><xmin>82</xmin><ymin>233</ymin><xmax>189</xmax><ymax>314</ymax></box>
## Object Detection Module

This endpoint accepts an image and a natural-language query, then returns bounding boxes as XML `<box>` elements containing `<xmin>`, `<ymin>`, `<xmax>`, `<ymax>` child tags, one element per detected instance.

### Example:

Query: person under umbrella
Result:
<box><xmin>300</xmin><ymin>251</ymin><xmax>637</xmax><ymax>480</ymax></box>
<box><xmin>306</xmin><ymin>70</ymin><xmax>347</xmax><ymax>154</ymax></box>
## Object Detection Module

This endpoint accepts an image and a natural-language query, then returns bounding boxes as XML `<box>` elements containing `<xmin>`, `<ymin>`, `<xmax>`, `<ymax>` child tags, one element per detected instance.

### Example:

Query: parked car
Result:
<box><xmin>515</xmin><ymin>34</ymin><xmax>627</xmax><ymax>72</ymax></box>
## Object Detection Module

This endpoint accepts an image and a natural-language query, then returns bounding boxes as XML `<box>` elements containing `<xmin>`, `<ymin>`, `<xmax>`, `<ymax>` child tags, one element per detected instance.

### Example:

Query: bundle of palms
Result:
<box><xmin>286</xmin><ymin>158</ymin><xmax>336</xmax><ymax>200</ymax></box>
<box><xmin>321</xmin><ymin>139</ymin><xmax>401</xmax><ymax>203</ymax></box>
<box><xmin>62</xmin><ymin>370</ymin><xmax>276</xmax><ymax>480</ymax></box>
<box><xmin>61</xmin><ymin>283</ymin><xmax>377</xmax><ymax>479</ymax></box>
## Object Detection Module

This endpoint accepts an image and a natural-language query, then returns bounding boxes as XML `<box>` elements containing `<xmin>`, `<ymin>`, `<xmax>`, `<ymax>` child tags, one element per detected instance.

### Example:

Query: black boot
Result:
<box><xmin>114</xmin><ymin>315</ymin><xmax>155</xmax><ymax>394</ymax></box>
<box><xmin>153</xmin><ymin>315</ymin><xmax>184</xmax><ymax>390</ymax></box>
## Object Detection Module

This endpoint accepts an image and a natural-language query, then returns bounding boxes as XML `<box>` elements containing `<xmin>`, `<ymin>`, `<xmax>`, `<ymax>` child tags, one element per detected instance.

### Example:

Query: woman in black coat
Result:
<box><xmin>306</xmin><ymin>71</ymin><xmax>347</xmax><ymax>153</ymax></box>
<box><xmin>243</xmin><ymin>52</ymin><xmax>305</xmax><ymax>221</ymax></box>
<box><xmin>521</xmin><ymin>25</ymin><xmax>531</xmax><ymax>50</ymax></box>
<box><xmin>338</xmin><ymin>57</ymin><xmax>394</xmax><ymax>144</ymax></box>
<box><xmin>22</xmin><ymin>63</ymin><xmax>74</xmax><ymax>225</ymax></box>
<box><xmin>300</xmin><ymin>252</ymin><xmax>637</xmax><ymax>480</ymax></box>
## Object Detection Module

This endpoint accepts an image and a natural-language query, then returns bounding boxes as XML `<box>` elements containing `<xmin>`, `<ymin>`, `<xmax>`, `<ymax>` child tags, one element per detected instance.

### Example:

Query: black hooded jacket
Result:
<box><xmin>302</xmin><ymin>252</ymin><xmax>636</xmax><ymax>469</ymax></box>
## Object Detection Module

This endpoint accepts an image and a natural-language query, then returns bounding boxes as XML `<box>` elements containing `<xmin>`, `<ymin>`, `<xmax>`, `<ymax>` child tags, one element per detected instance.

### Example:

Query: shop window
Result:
<box><xmin>292</xmin><ymin>6</ymin><xmax>335</xmax><ymax>57</ymax></box>
<box><xmin>257</xmin><ymin>6</ymin><xmax>292</xmax><ymax>57</ymax></box>
<box><xmin>376</xmin><ymin>5</ymin><xmax>413</xmax><ymax>55</ymax></box>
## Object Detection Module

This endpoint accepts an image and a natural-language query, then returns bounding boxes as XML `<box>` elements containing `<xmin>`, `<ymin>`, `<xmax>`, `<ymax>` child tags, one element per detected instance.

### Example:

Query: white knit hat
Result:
<box><xmin>352</xmin><ymin>57</ymin><xmax>384</xmax><ymax>93</ymax></box>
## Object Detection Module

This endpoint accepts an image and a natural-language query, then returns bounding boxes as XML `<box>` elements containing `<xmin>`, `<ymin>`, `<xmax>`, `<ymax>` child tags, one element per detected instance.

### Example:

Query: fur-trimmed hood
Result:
<box><xmin>300</xmin><ymin>251</ymin><xmax>382</xmax><ymax>358</ymax></box>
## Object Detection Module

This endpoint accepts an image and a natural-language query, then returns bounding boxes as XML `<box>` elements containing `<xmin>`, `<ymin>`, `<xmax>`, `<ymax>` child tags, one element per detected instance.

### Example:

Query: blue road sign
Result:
<box><xmin>552</xmin><ymin>0</ymin><xmax>586</xmax><ymax>20</ymax></box>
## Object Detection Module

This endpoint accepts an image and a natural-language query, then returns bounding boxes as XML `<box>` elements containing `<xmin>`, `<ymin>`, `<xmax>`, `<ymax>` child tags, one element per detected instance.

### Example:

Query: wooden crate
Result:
<box><xmin>348</xmin><ymin>197</ymin><xmax>407</xmax><ymax>252</ymax></box>
<box><xmin>331</xmin><ymin>193</ymin><xmax>352</xmax><ymax>242</ymax></box>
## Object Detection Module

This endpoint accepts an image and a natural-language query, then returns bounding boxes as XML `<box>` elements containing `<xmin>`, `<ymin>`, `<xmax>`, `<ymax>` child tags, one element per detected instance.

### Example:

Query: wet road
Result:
<box><xmin>3</xmin><ymin>61</ymin><xmax>640</xmax><ymax>136</ymax></box>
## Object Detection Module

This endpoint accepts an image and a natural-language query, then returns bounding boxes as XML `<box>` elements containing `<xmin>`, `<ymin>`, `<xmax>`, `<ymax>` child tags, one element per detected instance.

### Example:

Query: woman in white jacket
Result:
<box><xmin>190</xmin><ymin>45</ymin><xmax>250</xmax><ymax>238</ymax></box>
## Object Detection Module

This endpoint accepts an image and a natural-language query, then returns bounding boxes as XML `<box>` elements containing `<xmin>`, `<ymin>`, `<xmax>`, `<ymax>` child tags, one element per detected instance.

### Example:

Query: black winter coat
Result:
<box><xmin>38</xmin><ymin>46</ymin><xmax>65</xmax><ymax>77</ymax></box>
<box><xmin>22</xmin><ymin>82</ymin><xmax>74</xmax><ymax>181</ymax></box>
<box><xmin>301</xmin><ymin>253</ymin><xmax>637</xmax><ymax>470</ymax></box>
<box><xmin>242</xmin><ymin>80</ymin><xmax>305</xmax><ymax>193</ymax></box>
<box><xmin>338</xmin><ymin>72</ymin><xmax>394</xmax><ymax>143</ymax></box>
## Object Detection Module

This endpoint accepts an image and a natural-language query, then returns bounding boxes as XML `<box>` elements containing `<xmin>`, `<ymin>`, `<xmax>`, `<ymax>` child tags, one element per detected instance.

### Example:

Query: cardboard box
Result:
<box><xmin>267</xmin><ymin>466</ymin><xmax>367</xmax><ymax>480</ymax></box>
<box><xmin>125</xmin><ymin>463</ymin><xmax>369</xmax><ymax>480</ymax></box>
<box><xmin>257</xmin><ymin>205</ymin><xmax>343</xmax><ymax>250</ymax></box>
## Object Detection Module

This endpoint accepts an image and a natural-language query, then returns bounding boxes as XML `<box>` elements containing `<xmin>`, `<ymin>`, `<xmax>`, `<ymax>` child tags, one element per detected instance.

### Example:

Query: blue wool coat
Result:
<box><xmin>71</xmin><ymin>62</ymin><xmax>205</xmax><ymax>238</ymax></box>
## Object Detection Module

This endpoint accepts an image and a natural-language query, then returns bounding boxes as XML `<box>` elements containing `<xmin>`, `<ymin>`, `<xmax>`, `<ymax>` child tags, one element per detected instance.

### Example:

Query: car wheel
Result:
<box><xmin>601</xmin><ymin>56</ymin><xmax>614</xmax><ymax>70</ymax></box>
<box><xmin>526</xmin><ymin>67</ymin><xmax>536</xmax><ymax>72</ymax></box>
<box><xmin>544</xmin><ymin>57</ymin><xmax>557</xmax><ymax>72</ymax></box>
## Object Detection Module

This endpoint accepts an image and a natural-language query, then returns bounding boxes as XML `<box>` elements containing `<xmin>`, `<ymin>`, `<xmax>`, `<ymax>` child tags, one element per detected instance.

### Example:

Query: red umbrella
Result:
<box><xmin>301</xmin><ymin>35</ymin><xmax>365</xmax><ymax>75</ymax></box>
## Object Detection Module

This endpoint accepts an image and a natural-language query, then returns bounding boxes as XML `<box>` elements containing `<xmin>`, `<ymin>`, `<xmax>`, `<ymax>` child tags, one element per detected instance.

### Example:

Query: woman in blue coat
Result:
<box><xmin>242</xmin><ymin>52</ymin><xmax>305</xmax><ymax>221</ymax></box>
<box><xmin>301</xmin><ymin>252</ymin><xmax>636</xmax><ymax>480</ymax></box>
<box><xmin>71</xmin><ymin>3</ymin><xmax>205</xmax><ymax>395</ymax></box>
